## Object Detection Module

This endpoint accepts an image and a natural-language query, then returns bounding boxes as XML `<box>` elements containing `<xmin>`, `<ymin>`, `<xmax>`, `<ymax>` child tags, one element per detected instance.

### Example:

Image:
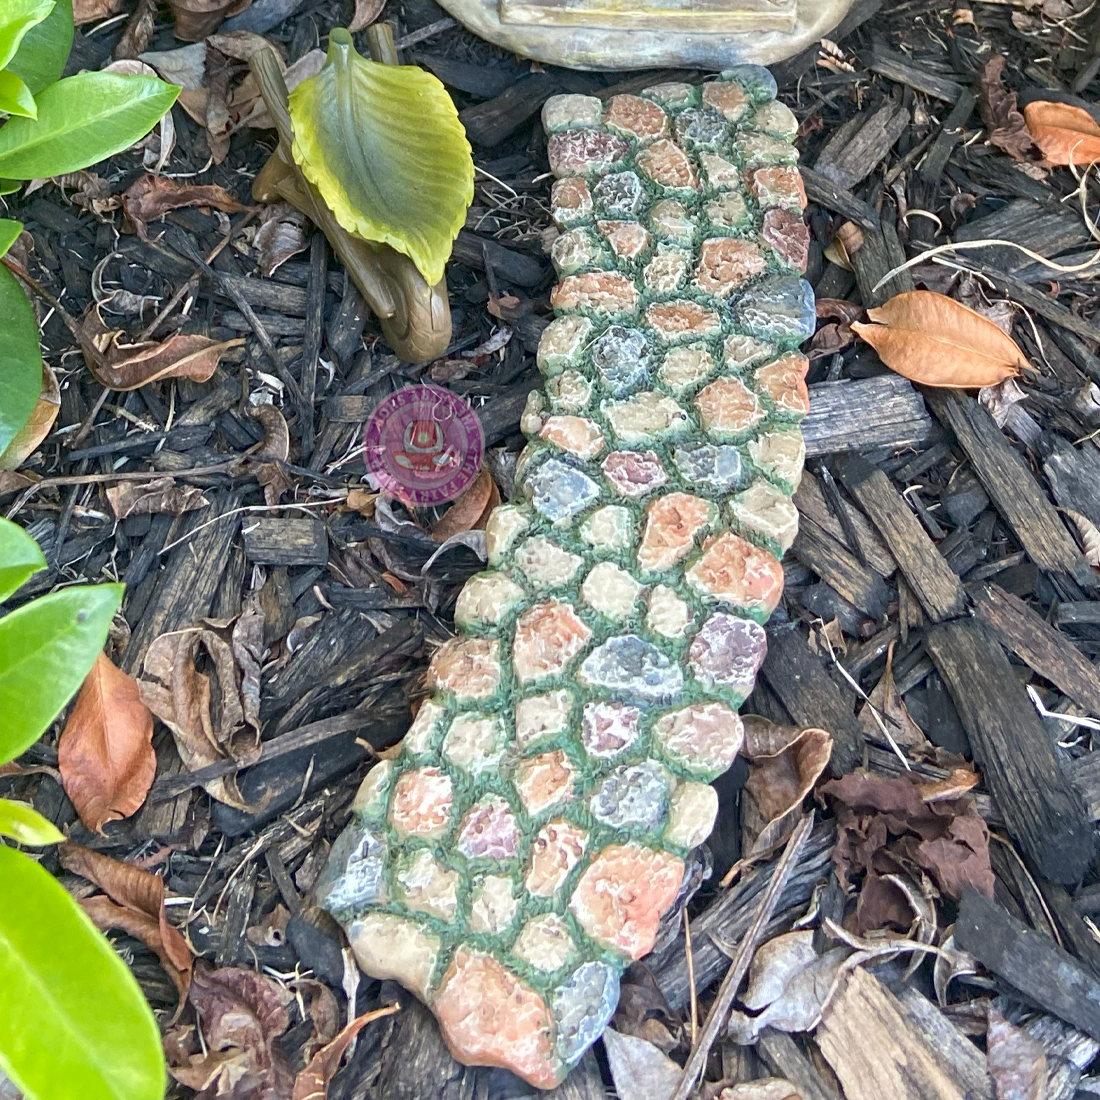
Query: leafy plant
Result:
<box><xmin>0</xmin><ymin>517</ymin><xmax>166</xmax><ymax>1100</ymax></box>
<box><xmin>0</xmin><ymin>0</ymin><xmax>178</xmax><ymax>466</ymax></box>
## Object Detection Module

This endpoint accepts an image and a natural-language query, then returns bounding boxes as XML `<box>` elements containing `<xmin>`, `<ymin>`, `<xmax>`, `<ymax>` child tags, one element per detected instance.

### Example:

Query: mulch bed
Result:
<box><xmin>8</xmin><ymin>0</ymin><xmax>1100</xmax><ymax>1095</ymax></box>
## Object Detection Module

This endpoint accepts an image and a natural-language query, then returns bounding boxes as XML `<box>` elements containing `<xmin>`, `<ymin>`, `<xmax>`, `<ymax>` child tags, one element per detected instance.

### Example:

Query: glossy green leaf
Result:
<box><xmin>0</xmin><ymin>262</ymin><xmax>42</xmax><ymax>457</ymax></box>
<box><xmin>0</xmin><ymin>217</ymin><xmax>21</xmax><ymax>258</ymax></box>
<box><xmin>7</xmin><ymin>0</ymin><xmax>73</xmax><ymax>95</ymax></box>
<box><xmin>0</xmin><ymin>845</ymin><xmax>166</xmax><ymax>1100</ymax></box>
<box><xmin>0</xmin><ymin>71</ymin><xmax>178</xmax><ymax>179</ymax></box>
<box><xmin>0</xmin><ymin>179</ymin><xmax>19</xmax><ymax>193</ymax></box>
<box><xmin>0</xmin><ymin>69</ymin><xmax>37</xmax><ymax>118</ymax></box>
<box><xmin>0</xmin><ymin>0</ymin><xmax>53</xmax><ymax>71</ymax></box>
<box><xmin>0</xmin><ymin>798</ymin><xmax>62</xmax><ymax>844</ymax></box>
<box><xmin>0</xmin><ymin>516</ymin><xmax>46</xmax><ymax>601</ymax></box>
<box><xmin>289</xmin><ymin>28</ymin><xmax>473</xmax><ymax>285</ymax></box>
<box><xmin>0</xmin><ymin>583</ymin><xmax>122</xmax><ymax>765</ymax></box>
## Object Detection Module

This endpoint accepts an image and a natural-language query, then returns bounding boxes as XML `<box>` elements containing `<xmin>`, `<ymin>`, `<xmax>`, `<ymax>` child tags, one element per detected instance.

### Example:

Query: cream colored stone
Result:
<box><xmin>604</xmin><ymin>391</ymin><xmax>689</xmax><ymax>443</ymax></box>
<box><xmin>551</xmin><ymin>227</ymin><xmax>605</xmax><ymax>275</ymax></box>
<box><xmin>537</xmin><ymin>315</ymin><xmax>593</xmax><ymax>376</ymax></box>
<box><xmin>643</xmin><ymin>247</ymin><xmax>690</xmax><ymax>292</ymax></box>
<box><xmin>646</xmin><ymin>584</ymin><xmax>693</xmax><ymax>638</ymax></box>
<box><xmin>468</xmin><ymin>874</ymin><xmax>520</xmax><ymax>934</ymax></box>
<box><xmin>660</xmin><ymin>344</ymin><xmax>715</xmax><ymax>392</ymax></box>
<box><xmin>581</xmin><ymin>561</ymin><xmax>642</xmax><ymax>619</ymax></box>
<box><xmin>404</xmin><ymin>698</ymin><xmax>446</xmax><ymax>756</ymax></box>
<box><xmin>730</xmin><ymin>479</ymin><xmax>800</xmax><ymax>552</ymax></box>
<box><xmin>698</xmin><ymin>152</ymin><xmax>742</xmax><ymax>190</ymax></box>
<box><xmin>546</xmin><ymin>369</ymin><xmax>593</xmax><ymax>413</ymax></box>
<box><xmin>346</xmin><ymin>913</ymin><xmax>439</xmax><ymax>1001</ymax></box>
<box><xmin>515</xmin><ymin>688</ymin><xmax>573</xmax><ymax>749</ymax></box>
<box><xmin>723</xmin><ymin>333</ymin><xmax>775</xmax><ymax>370</ymax></box>
<box><xmin>542</xmin><ymin>94</ymin><xmax>603</xmax><ymax>132</ymax></box>
<box><xmin>395</xmin><ymin>849</ymin><xmax>460</xmax><ymax>922</ymax></box>
<box><xmin>705</xmin><ymin>191</ymin><xmax>750</xmax><ymax>231</ymax></box>
<box><xmin>443</xmin><ymin>713</ymin><xmax>508</xmax><ymax>774</ymax></box>
<box><xmin>748</xmin><ymin>428</ymin><xmax>806</xmax><ymax>488</ymax></box>
<box><xmin>665</xmin><ymin>781</ymin><xmax>719</xmax><ymax>849</ymax></box>
<box><xmin>580</xmin><ymin>505</ymin><xmax>635</xmax><ymax>551</ymax></box>
<box><xmin>512</xmin><ymin>914</ymin><xmax>576</xmax><ymax>972</ymax></box>
<box><xmin>649</xmin><ymin>199</ymin><xmax>694</xmax><ymax>242</ymax></box>
<box><xmin>455</xmin><ymin>572</ymin><xmax>527</xmax><ymax>629</ymax></box>
<box><xmin>486</xmin><ymin>504</ymin><xmax>531</xmax><ymax>567</ymax></box>
<box><xmin>520</xmin><ymin>389</ymin><xmax>546</xmax><ymax>436</ymax></box>
<box><xmin>753</xmin><ymin>99</ymin><xmax>798</xmax><ymax>138</ymax></box>
<box><xmin>514</xmin><ymin>536</ymin><xmax>585</xmax><ymax>588</ymax></box>
<box><xmin>352</xmin><ymin>759</ymin><xmax>394</xmax><ymax>818</ymax></box>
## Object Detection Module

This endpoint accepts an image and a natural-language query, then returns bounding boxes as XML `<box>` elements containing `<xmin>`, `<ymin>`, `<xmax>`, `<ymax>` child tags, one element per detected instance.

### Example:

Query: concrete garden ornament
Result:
<box><xmin>317</xmin><ymin>70</ymin><xmax>814</xmax><ymax>1087</ymax></box>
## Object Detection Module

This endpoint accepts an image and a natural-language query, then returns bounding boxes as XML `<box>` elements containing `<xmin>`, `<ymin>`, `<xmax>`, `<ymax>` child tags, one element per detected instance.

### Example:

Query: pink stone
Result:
<box><xmin>686</xmin><ymin>532</ymin><xmax>785</xmax><ymax>616</ymax></box>
<box><xmin>456</xmin><ymin>795</ymin><xmax>520</xmax><ymax>860</ymax></box>
<box><xmin>688</xmin><ymin>611</ymin><xmax>768</xmax><ymax>694</ymax></box>
<box><xmin>433</xmin><ymin>949</ymin><xmax>561</xmax><ymax>1089</ymax></box>
<box><xmin>568</xmin><ymin>843</ymin><xmax>685</xmax><ymax>959</ymax></box>
<box><xmin>427</xmin><ymin>636</ymin><xmax>501</xmax><ymax>700</ymax></box>
<box><xmin>513</xmin><ymin>601</ymin><xmax>591</xmax><ymax>683</ymax></box>
<box><xmin>646</xmin><ymin>300</ymin><xmax>721</xmax><ymax>339</ymax></box>
<box><xmin>638</xmin><ymin>492</ymin><xmax>713</xmax><ymax>572</ymax></box>
<box><xmin>598</xmin><ymin>220</ymin><xmax>649</xmax><ymax>259</ymax></box>
<box><xmin>550</xmin><ymin>177</ymin><xmax>593</xmax><ymax>225</ymax></box>
<box><xmin>762</xmin><ymin>208</ymin><xmax>811</xmax><ymax>271</ymax></box>
<box><xmin>636</xmin><ymin>139</ymin><xmax>699</xmax><ymax>189</ymax></box>
<box><xmin>702</xmin><ymin>80</ymin><xmax>749</xmax><ymax>121</ymax></box>
<box><xmin>695</xmin><ymin>377</ymin><xmax>765</xmax><ymax>435</ymax></box>
<box><xmin>389</xmin><ymin>766</ymin><xmax>453</xmax><ymax>839</ymax></box>
<box><xmin>746</xmin><ymin>166</ymin><xmax>807</xmax><ymax>211</ymax></box>
<box><xmin>514</xmin><ymin>750</ymin><xmax>576</xmax><ymax>815</ymax></box>
<box><xmin>654</xmin><ymin>702</ymin><xmax>744</xmax><ymax>776</ymax></box>
<box><xmin>756</xmin><ymin>353</ymin><xmax>810</xmax><ymax>416</ymax></box>
<box><xmin>540</xmin><ymin>415</ymin><xmax>605</xmax><ymax>458</ymax></box>
<box><xmin>605</xmin><ymin>94</ymin><xmax>670</xmax><ymax>142</ymax></box>
<box><xmin>602</xmin><ymin>450</ymin><xmax>669</xmax><ymax>498</ymax></box>
<box><xmin>547</xmin><ymin>129</ymin><xmax>629</xmax><ymax>178</ymax></box>
<box><xmin>526</xmin><ymin>819</ymin><xmax>589</xmax><ymax>896</ymax></box>
<box><xmin>550</xmin><ymin>272</ymin><xmax>638</xmax><ymax>315</ymax></box>
<box><xmin>581</xmin><ymin>700</ymin><xmax>641</xmax><ymax>757</ymax></box>
<box><xmin>696</xmin><ymin>238</ymin><xmax>768</xmax><ymax>296</ymax></box>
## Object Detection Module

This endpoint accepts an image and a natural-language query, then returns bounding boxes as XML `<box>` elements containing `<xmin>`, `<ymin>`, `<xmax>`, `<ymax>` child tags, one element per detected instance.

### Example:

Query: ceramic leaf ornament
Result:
<box><xmin>288</xmin><ymin>28</ymin><xmax>474</xmax><ymax>286</ymax></box>
<box><xmin>317</xmin><ymin>68</ymin><xmax>815</xmax><ymax>1088</ymax></box>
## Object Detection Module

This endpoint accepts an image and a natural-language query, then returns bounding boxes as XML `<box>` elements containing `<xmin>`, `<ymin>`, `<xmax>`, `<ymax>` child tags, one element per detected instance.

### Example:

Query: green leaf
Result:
<box><xmin>0</xmin><ymin>584</ymin><xmax>121</xmax><ymax>765</ymax></box>
<box><xmin>0</xmin><ymin>0</ymin><xmax>53</xmax><ymax>72</ymax></box>
<box><xmin>0</xmin><ymin>68</ymin><xmax>37</xmax><ymax>118</ymax></box>
<box><xmin>7</xmin><ymin>0</ymin><xmax>73</xmax><ymax>95</ymax></box>
<box><xmin>0</xmin><ymin>798</ymin><xmax>62</xmax><ymax>844</ymax></box>
<box><xmin>289</xmin><ymin>28</ymin><xmax>473</xmax><ymax>286</ymax></box>
<box><xmin>0</xmin><ymin>217</ymin><xmax>21</xmax><ymax>258</ymax></box>
<box><xmin>0</xmin><ymin>262</ymin><xmax>42</xmax><ymax>456</ymax></box>
<box><xmin>0</xmin><ymin>179</ymin><xmax>20</xmax><ymax>193</ymax></box>
<box><xmin>0</xmin><ymin>846</ymin><xmax>166</xmax><ymax>1100</ymax></box>
<box><xmin>0</xmin><ymin>516</ymin><xmax>46</xmax><ymax>601</ymax></box>
<box><xmin>0</xmin><ymin>71</ymin><xmax>178</xmax><ymax>179</ymax></box>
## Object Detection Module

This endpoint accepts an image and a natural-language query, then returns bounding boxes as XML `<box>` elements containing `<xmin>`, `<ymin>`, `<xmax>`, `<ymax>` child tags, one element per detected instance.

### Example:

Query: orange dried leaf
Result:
<box><xmin>852</xmin><ymin>290</ymin><xmax>1026</xmax><ymax>388</ymax></box>
<box><xmin>291</xmin><ymin>1005</ymin><xmax>399</xmax><ymax>1100</ymax></box>
<box><xmin>58</xmin><ymin>651</ymin><xmax>156</xmax><ymax>832</ymax></box>
<box><xmin>1023</xmin><ymin>101</ymin><xmax>1100</xmax><ymax>166</ymax></box>
<box><xmin>430</xmin><ymin>466</ymin><xmax>495</xmax><ymax>542</ymax></box>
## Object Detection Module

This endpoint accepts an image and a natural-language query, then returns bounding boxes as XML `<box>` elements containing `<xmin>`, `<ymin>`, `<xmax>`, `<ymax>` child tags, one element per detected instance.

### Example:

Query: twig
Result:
<box><xmin>669</xmin><ymin>813</ymin><xmax>815</xmax><ymax>1100</ymax></box>
<box><xmin>684</xmin><ymin>909</ymin><xmax>698</xmax><ymax>1049</ymax></box>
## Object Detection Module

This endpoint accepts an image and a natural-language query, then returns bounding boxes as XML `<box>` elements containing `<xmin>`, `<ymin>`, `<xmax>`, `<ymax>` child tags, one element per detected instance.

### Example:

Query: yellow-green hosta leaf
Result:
<box><xmin>0</xmin><ymin>798</ymin><xmax>62</xmax><ymax>845</ymax></box>
<box><xmin>288</xmin><ymin>28</ymin><xmax>473</xmax><ymax>286</ymax></box>
<box><xmin>0</xmin><ymin>69</ymin><xmax>37</xmax><ymax>119</ymax></box>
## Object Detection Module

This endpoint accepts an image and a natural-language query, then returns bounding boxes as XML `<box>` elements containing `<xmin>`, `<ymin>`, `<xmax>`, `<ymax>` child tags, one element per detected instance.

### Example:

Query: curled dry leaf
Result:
<box><xmin>73</xmin><ymin>0</ymin><xmax>125</xmax><ymax>23</ymax></box>
<box><xmin>252</xmin><ymin>203</ymin><xmax>308</xmax><ymax>276</ymax></box>
<box><xmin>430</xmin><ymin>466</ymin><xmax>496</xmax><ymax>542</ymax></box>
<box><xmin>233</xmin><ymin>48</ymin><xmax>325</xmax><ymax>130</ymax></box>
<box><xmin>137</xmin><ymin>626</ymin><xmax>261</xmax><ymax>808</ymax></box>
<box><xmin>58</xmin><ymin>843</ymin><xmax>193</xmax><ymax>1003</ymax></box>
<box><xmin>852</xmin><ymin>290</ymin><xmax>1027</xmax><ymax>388</ymax></box>
<box><xmin>741</xmin><ymin>716</ymin><xmax>833</xmax><ymax>860</ymax></box>
<box><xmin>1023</xmin><ymin>101</ymin><xmax>1100</xmax><ymax>167</ymax></box>
<box><xmin>248</xmin><ymin>402</ymin><xmax>290</xmax><ymax>462</ymax></box>
<box><xmin>106</xmin><ymin>477</ymin><xmax>209</xmax><ymax>519</ymax></box>
<box><xmin>1065</xmin><ymin>509</ymin><xmax>1100</xmax><ymax>567</ymax></box>
<box><xmin>978</xmin><ymin>56</ymin><xmax>1043</xmax><ymax>162</ymax></box>
<box><xmin>602</xmin><ymin>1028</ymin><xmax>682</xmax><ymax>1100</ymax></box>
<box><xmin>291</xmin><ymin>1006</ymin><xmax>399</xmax><ymax>1100</ymax></box>
<box><xmin>987</xmin><ymin>1008</ymin><xmax>1047</xmax><ymax>1100</ymax></box>
<box><xmin>168</xmin><ymin>0</ymin><xmax>252</xmax><ymax>42</ymax></box>
<box><xmin>347</xmin><ymin>0</ymin><xmax>386</xmax><ymax>32</ymax></box>
<box><xmin>58</xmin><ymin>652</ymin><xmax>156</xmax><ymax>833</ymax></box>
<box><xmin>0</xmin><ymin>364</ymin><xmax>60</xmax><ymax>471</ymax></box>
<box><xmin>932</xmin><ymin>929</ymin><xmax>977</xmax><ymax>1007</ymax></box>
<box><xmin>720</xmin><ymin>1080</ymin><xmax>803</xmax><ymax>1100</ymax></box>
<box><xmin>122</xmin><ymin>173</ymin><xmax>250</xmax><ymax>239</ymax></box>
<box><xmin>857</xmin><ymin>640</ymin><xmax>928</xmax><ymax>751</ymax></box>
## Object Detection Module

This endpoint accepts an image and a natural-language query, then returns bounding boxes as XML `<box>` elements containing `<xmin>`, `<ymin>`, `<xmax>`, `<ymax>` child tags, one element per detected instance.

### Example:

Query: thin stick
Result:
<box><xmin>670</xmin><ymin>812</ymin><xmax>815</xmax><ymax>1100</ymax></box>
<box><xmin>684</xmin><ymin>909</ymin><xmax>698</xmax><ymax>1049</ymax></box>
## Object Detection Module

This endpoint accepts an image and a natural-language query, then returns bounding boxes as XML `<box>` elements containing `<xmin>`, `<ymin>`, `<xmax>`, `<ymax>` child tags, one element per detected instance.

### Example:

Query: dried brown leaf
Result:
<box><xmin>720</xmin><ymin>1081</ymin><xmax>803</xmax><ymax>1100</ymax></box>
<box><xmin>233</xmin><ymin>49</ymin><xmax>325</xmax><ymax>130</ymax></box>
<box><xmin>1023</xmin><ymin>100</ymin><xmax>1100</xmax><ymax>167</ymax></box>
<box><xmin>978</xmin><ymin>56</ymin><xmax>1043</xmax><ymax>161</ymax></box>
<box><xmin>248</xmin><ymin>403</ymin><xmax>290</xmax><ymax>463</ymax></box>
<box><xmin>858</xmin><ymin>640</ymin><xmax>928</xmax><ymax>750</ymax></box>
<box><xmin>252</xmin><ymin>203</ymin><xmax>308</xmax><ymax>276</ymax></box>
<box><xmin>0</xmin><ymin>364</ymin><xmax>60</xmax><ymax>471</ymax></box>
<box><xmin>291</xmin><ymin>1006</ymin><xmax>398</xmax><ymax>1100</ymax></box>
<box><xmin>1066</xmin><ymin>509</ymin><xmax>1100</xmax><ymax>566</ymax></box>
<box><xmin>430</xmin><ymin>466</ymin><xmax>495</xmax><ymax>542</ymax></box>
<box><xmin>58</xmin><ymin>652</ymin><xmax>156</xmax><ymax>832</ymax></box>
<box><xmin>602</xmin><ymin>1029</ymin><xmax>682</xmax><ymax>1100</ymax></box>
<box><xmin>168</xmin><ymin>0</ymin><xmax>251</xmax><ymax>42</ymax></box>
<box><xmin>106</xmin><ymin>477</ymin><xmax>209</xmax><ymax>519</ymax></box>
<box><xmin>122</xmin><ymin>173</ymin><xmax>250</xmax><ymax>238</ymax></box>
<box><xmin>73</xmin><ymin>0</ymin><xmax>124</xmax><ymax>23</ymax></box>
<box><xmin>987</xmin><ymin>1008</ymin><xmax>1047</xmax><ymax>1100</ymax></box>
<box><xmin>852</xmin><ymin>290</ymin><xmax>1027</xmax><ymax>388</ymax></box>
<box><xmin>347</xmin><ymin>0</ymin><xmax>386</xmax><ymax>32</ymax></box>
